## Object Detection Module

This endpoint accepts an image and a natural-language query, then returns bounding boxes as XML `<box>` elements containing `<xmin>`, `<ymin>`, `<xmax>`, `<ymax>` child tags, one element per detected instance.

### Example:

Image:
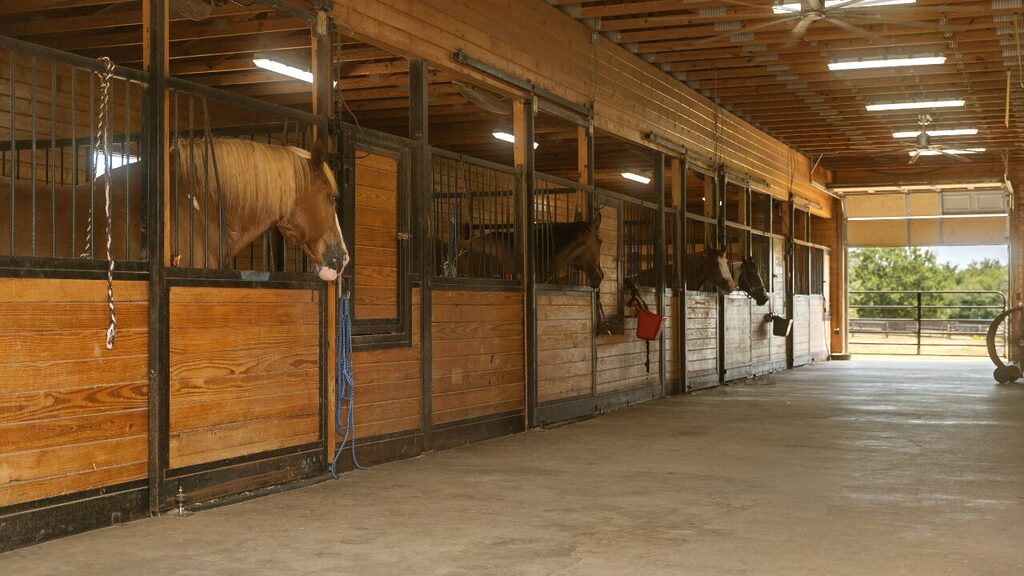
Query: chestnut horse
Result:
<box><xmin>0</xmin><ymin>138</ymin><xmax>348</xmax><ymax>280</ymax></box>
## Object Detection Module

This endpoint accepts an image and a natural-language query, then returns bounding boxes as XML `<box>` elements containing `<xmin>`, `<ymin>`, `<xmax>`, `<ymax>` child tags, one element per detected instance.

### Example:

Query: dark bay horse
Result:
<box><xmin>441</xmin><ymin>211</ymin><xmax>604</xmax><ymax>288</ymax></box>
<box><xmin>731</xmin><ymin>257</ymin><xmax>769</xmax><ymax>306</ymax></box>
<box><xmin>0</xmin><ymin>138</ymin><xmax>348</xmax><ymax>281</ymax></box>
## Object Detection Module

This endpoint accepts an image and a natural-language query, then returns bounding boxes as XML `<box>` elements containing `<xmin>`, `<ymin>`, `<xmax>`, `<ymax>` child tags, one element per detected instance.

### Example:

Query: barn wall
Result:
<box><xmin>537</xmin><ymin>292</ymin><xmax>593</xmax><ymax>404</ymax></box>
<box><xmin>665</xmin><ymin>293</ymin><xmax>678</xmax><ymax>384</ymax></box>
<box><xmin>793</xmin><ymin>295</ymin><xmax>811</xmax><ymax>367</ymax></box>
<box><xmin>168</xmin><ymin>287</ymin><xmax>320</xmax><ymax>469</ymax></box>
<box><xmin>330</xmin><ymin>0</ymin><xmax>832</xmax><ymax>216</ymax></box>
<box><xmin>723</xmin><ymin>295</ymin><xmax>752</xmax><ymax>380</ymax></box>
<box><xmin>431</xmin><ymin>289</ymin><xmax>525</xmax><ymax>447</ymax></box>
<box><xmin>0</xmin><ymin>278</ymin><xmax>148</xmax><ymax>507</ymax></box>
<box><xmin>686</xmin><ymin>291</ymin><xmax>718</xmax><ymax>390</ymax></box>
<box><xmin>772</xmin><ymin>238</ymin><xmax>787</xmax><ymax>371</ymax></box>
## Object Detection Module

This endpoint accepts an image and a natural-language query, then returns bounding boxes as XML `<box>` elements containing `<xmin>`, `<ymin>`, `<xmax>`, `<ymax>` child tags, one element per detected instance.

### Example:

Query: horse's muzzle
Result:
<box><xmin>317</xmin><ymin>252</ymin><xmax>348</xmax><ymax>282</ymax></box>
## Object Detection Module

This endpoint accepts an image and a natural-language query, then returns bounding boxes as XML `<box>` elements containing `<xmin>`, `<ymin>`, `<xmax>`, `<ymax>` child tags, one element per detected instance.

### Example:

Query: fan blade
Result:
<box><xmin>839</xmin><ymin>12</ymin><xmax>964</xmax><ymax>31</ymax></box>
<box><xmin>821</xmin><ymin>16</ymin><xmax>882</xmax><ymax>43</ymax></box>
<box><xmin>693</xmin><ymin>16</ymin><xmax>799</xmax><ymax>45</ymax></box>
<box><xmin>783</xmin><ymin>18</ymin><xmax>814</xmax><ymax>49</ymax></box>
<box><xmin>937</xmin><ymin>149</ymin><xmax>971</xmax><ymax>163</ymax></box>
<box><xmin>909</xmin><ymin>150</ymin><xmax>921</xmax><ymax>165</ymax></box>
<box><xmin>825</xmin><ymin>0</ymin><xmax>875</xmax><ymax>9</ymax></box>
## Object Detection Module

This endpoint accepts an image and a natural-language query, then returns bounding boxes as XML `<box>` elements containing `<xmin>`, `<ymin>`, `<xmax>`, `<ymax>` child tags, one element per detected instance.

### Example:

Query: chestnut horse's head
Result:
<box><xmin>562</xmin><ymin>209</ymin><xmax>604</xmax><ymax>289</ymax></box>
<box><xmin>279</xmin><ymin>141</ymin><xmax>349</xmax><ymax>281</ymax></box>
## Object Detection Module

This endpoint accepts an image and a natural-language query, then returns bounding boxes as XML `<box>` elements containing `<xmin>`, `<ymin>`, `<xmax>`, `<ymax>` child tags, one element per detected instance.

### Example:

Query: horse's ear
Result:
<box><xmin>309</xmin><ymin>140</ymin><xmax>327</xmax><ymax>166</ymax></box>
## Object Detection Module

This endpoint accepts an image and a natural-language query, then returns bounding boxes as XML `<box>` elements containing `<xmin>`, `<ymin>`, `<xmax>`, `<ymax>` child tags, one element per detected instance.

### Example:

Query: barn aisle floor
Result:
<box><xmin>2</xmin><ymin>359</ymin><xmax>1022</xmax><ymax>575</ymax></box>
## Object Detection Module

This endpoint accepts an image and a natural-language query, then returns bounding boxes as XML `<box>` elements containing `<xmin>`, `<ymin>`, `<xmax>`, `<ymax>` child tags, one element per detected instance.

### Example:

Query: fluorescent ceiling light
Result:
<box><xmin>910</xmin><ymin>148</ymin><xmax>985</xmax><ymax>157</ymax></box>
<box><xmin>492</xmin><ymin>131</ymin><xmax>539</xmax><ymax>149</ymax></box>
<box><xmin>253</xmin><ymin>55</ymin><xmax>338</xmax><ymax>87</ymax></box>
<box><xmin>773</xmin><ymin>0</ymin><xmax>914</xmax><ymax>14</ymax></box>
<box><xmin>848</xmin><ymin>213</ymin><xmax>1002</xmax><ymax>221</ymax></box>
<box><xmin>892</xmin><ymin>128</ymin><xmax>978</xmax><ymax>138</ymax></box>
<box><xmin>866</xmin><ymin>99</ymin><xmax>964</xmax><ymax>111</ymax></box>
<box><xmin>828</xmin><ymin>56</ymin><xmax>944</xmax><ymax>71</ymax></box>
<box><xmin>621</xmin><ymin>172</ymin><xmax>651</xmax><ymax>184</ymax></box>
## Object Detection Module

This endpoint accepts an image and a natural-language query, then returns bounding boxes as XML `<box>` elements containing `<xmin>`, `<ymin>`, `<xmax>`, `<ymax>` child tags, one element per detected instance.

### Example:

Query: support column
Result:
<box><xmin>675</xmin><ymin>158</ymin><xmax>688</xmax><ymax>393</ymax></box>
<box><xmin>654</xmin><ymin>154</ymin><xmax>667</xmax><ymax>394</ymax></box>
<box><xmin>1008</xmin><ymin>171</ymin><xmax>1024</xmax><ymax>363</ymax></box>
<box><xmin>409</xmin><ymin>59</ymin><xmax>433</xmax><ymax>448</ymax></box>
<box><xmin>515</xmin><ymin>98</ymin><xmax>537</xmax><ymax>427</ymax></box>
<box><xmin>143</xmin><ymin>0</ymin><xmax>169</xmax><ymax>513</ymax></box>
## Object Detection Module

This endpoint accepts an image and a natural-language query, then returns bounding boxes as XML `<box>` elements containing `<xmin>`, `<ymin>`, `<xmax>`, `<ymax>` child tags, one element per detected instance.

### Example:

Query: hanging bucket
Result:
<box><xmin>636</xmin><ymin>308</ymin><xmax>666</xmax><ymax>341</ymax></box>
<box><xmin>771</xmin><ymin>314</ymin><xmax>793</xmax><ymax>337</ymax></box>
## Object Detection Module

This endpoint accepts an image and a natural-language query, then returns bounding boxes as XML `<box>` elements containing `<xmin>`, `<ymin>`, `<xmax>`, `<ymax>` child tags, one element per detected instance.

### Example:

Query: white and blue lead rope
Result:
<box><xmin>329</xmin><ymin>288</ymin><xmax>361</xmax><ymax>478</ymax></box>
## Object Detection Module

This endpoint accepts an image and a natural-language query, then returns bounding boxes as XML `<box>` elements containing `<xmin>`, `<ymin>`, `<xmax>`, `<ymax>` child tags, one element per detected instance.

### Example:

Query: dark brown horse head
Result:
<box><xmin>275</xmin><ymin>141</ymin><xmax>349</xmax><ymax>281</ymax></box>
<box><xmin>734</xmin><ymin>257</ymin><xmax>769</xmax><ymax>306</ymax></box>
<box><xmin>563</xmin><ymin>209</ymin><xmax>604</xmax><ymax>289</ymax></box>
<box><xmin>703</xmin><ymin>247</ymin><xmax>737</xmax><ymax>293</ymax></box>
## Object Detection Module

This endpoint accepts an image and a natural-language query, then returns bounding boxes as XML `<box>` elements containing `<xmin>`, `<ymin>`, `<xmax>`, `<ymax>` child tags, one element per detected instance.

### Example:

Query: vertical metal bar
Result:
<box><xmin>523</xmin><ymin>98</ymin><xmax>538</xmax><ymax>427</ymax></box>
<box><xmin>171</xmin><ymin>91</ymin><xmax>179</xmax><ymax>259</ymax></box>
<box><xmin>30</xmin><ymin>57</ymin><xmax>37</xmax><ymax>256</ymax></box>
<box><xmin>89</xmin><ymin>71</ymin><xmax>95</xmax><ymax>258</ymax></box>
<box><xmin>125</xmin><ymin>79</ymin><xmax>131</xmax><ymax>260</ymax></box>
<box><xmin>409</xmin><ymin>58</ymin><xmax>433</xmax><ymax>449</ymax></box>
<box><xmin>916</xmin><ymin>291</ymin><xmax>923</xmax><ymax>355</ymax></box>
<box><xmin>200</xmin><ymin>101</ymin><xmax>210</xmax><ymax>269</ymax></box>
<box><xmin>70</xmin><ymin>66</ymin><xmax>77</xmax><ymax>257</ymax></box>
<box><xmin>186</xmin><ymin>96</ymin><xmax>195</xmax><ymax>267</ymax></box>
<box><xmin>50</xmin><ymin>62</ymin><xmax>56</xmax><ymax>257</ymax></box>
<box><xmin>8</xmin><ymin>53</ymin><xmax>13</xmax><ymax>256</ymax></box>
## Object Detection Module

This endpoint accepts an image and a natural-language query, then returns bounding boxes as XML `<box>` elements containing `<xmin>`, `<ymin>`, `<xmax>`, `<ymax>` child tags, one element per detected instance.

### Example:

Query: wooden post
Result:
<box><xmin>785</xmin><ymin>200</ymin><xmax>795</xmax><ymax>369</ymax></box>
<box><xmin>577</xmin><ymin>125</ymin><xmax>590</xmax><ymax>185</ymax></box>
<box><xmin>143</xmin><ymin>0</ymin><xmax>169</xmax><ymax>513</ymax></box>
<box><xmin>828</xmin><ymin>196</ymin><xmax>847</xmax><ymax>355</ymax></box>
<box><xmin>654</xmin><ymin>153</ymin><xmax>667</xmax><ymax>393</ymax></box>
<box><xmin>514</xmin><ymin>98</ymin><xmax>537</xmax><ymax>427</ymax></box>
<box><xmin>676</xmin><ymin>158</ymin><xmax>688</xmax><ymax>393</ymax></box>
<box><xmin>1008</xmin><ymin>171</ymin><xmax>1024</xmax><ymax>363</ymax></box>
<box><xmin>409</xmin><ymin>59</ymin><xmax>433</xmax><ymax>448</ymax></box>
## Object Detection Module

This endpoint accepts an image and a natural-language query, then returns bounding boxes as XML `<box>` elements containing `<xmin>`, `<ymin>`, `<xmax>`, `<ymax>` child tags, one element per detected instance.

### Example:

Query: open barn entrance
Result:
<box><xmin>841</xmin><ymin>183</ymin><xmax>1011</xmax><ymax>358</ymax></box>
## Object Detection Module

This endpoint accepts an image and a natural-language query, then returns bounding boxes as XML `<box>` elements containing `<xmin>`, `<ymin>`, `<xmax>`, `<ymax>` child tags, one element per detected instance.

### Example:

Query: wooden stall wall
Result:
<box><xmin>771</xmin><ymin>238</ymin><xmax>788</xmax><ymax>371</ymax></box>
<box><xmin>537</xmin><ymin>292</ymin><xmax>594</xmax><ymax>407</ymax></box>
<box><xmin>168</xmin><ymin>287</ymin><xmax>320</xmax><ymax>472</ymax></box>
<box><xmin>686</xmin><ymin>291</ymin><xmax>719</xmax><ymax>390</ymax></box>
<box><xmin>596</xmin><ymin>287</ymin><xmax>662</xmax><ymax>407</ymax></box>
<box><xmin>793</xmin><ymin>295</ymin><xmax>812</xmax><ymax>367</ymax></box>
<box><xmin>723</xmin><ymin>294</ymin><xmax>752</xmax><ymax>381</ymax></box>
<box><xmin>0</xmin><ymin>278</ymin><xmax>149</xmax><ymax>548</ymax></box>
<box><xmin>353</xmin><ymin>150</ymin><xmax>400</xmax><ymax>320</ymax></box>
<box><xmin>750</xmin><ymin>294</ymin><xmax>772</xmax><ymax>376</ymax></box>
<box><xmin>665</xmin><ymin>293</ymin><xmax>678</xmax><ymax>389</ymax></box>
<box><xmin>431</xmin><ymin>290</ymin><xmax>525</xmax><ymax>449</ymax></box>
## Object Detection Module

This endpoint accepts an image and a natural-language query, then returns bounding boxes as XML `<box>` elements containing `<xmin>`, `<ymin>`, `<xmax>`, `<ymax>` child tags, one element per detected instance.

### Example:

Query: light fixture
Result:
<box><xmin>621</xmin><ymin>172</ymin><xmax>651</xmax><ymax>184</ymax></box>
<box><xmin>492</xmin><ymin>131</ymin><xmax>539</xmax><ymax>149</ymax></box>
<box><xmin>253</xmin><ymin>55</ymin><xmax>314</xmax><ymax>83</ymax></box>
<box><xmin>848</xmin><ymin>213</ymin><xmax>1001</xmax><ymax>221</ymax></box>
<box><xmin>773</xmin><ymin>0</ymin><xmax>914</xmax><ymax>14</ymax></box>
<box><xmin>866</xmin><ymin>99</ymin><xmax>964</xmax><ymax>111</ymax></box>
<box><xmin>892</xmin><ymin>128</ymin><xmax>978</xmax><ymax>138</ymax></box>
<box><xmin>828</xmin><ymin>56</ymin><xmax>944</xmax><ymax>71</ymax></box>
<box><xmin>910</xmin><ymin>148</ymin><xmax>985</xmax><ymax>157</ymax></box>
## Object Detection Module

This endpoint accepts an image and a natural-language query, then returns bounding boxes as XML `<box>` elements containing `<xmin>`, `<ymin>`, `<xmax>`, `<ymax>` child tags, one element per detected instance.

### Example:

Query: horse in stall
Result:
<box><xmin>730</xmin><ymin>257</ymin><xmax>769</xmax><ymax>306</ymax></box>
<box><xmin>438</xmin><ymin>210</ymin><xmax>605</xmax><ymax>289</ymax></box>
<box><xmin>0</xmin><ymin>138</ymin><xmax>348</xmax><ymax>281</ymax></box>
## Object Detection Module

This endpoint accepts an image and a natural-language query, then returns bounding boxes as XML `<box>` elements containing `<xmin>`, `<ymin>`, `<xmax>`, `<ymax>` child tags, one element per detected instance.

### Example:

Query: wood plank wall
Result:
<box><xmin>597</xmin><ymin>286</ymin><xmax>660</xmax><ymax>395</ymax></box>
<box><xmin>331</xmin><ymin>0</ymin><xmax>833</xmax><ymax>216</ymax></box>
<box><xmin>431</xmin><ymin>290</ymin><xmax>524</xmax><ymax>425</ymax></box>
<box><xmin>665</xmin><ymin>294</ymin><xmax>677</xmax><ymax>383</ymax></box>
<box><xmin>0</xmin><ymin>279</ymin><xmax>148</xmax><ymax>507</ymax></box>
<box><xmin>354</xmin><ymin>150</ymin><xmax>399</xmax><ymax>320</ymax></box>
<box><xmin>723</xmin><ymin>295</ymin><xmax>751</xmax><ymax>379</ymax></box>
<box><xmin>537</xmin><ymin>292</ymin><xmax>593</xmax><ymax>404</ymax></box>
<box><xmin>597</xmin><ymin>205</ymin><xmax>619</xmax><ymax>315</ymax></box>
<box><xmin>809</xmin><ymin>295</ymin><xmax>828</xmax><ymax>362</ymax></box>
<box><xmin>349</xmin><ymin>288</ymin><xmax>422</xmax><ymax>438</ymax></box>
<box><xmin>793</xmin><ymin>295</ymin><xmax>811</xmax><ymax>366</ymax></box>
<box><xmin>685</xmin><ymin>291</ymin><xmax>718</xmax><ymax>388</ymax></box>
<box><xmin>771</xmin><ymin>238</ymin><xmax>787</xmax><ymax>371</ymax></box>
<box><xmin>750</xmin><ymin>296</ymin><xmax>772</xmax><ymax>374</ymax></box>
<box><xmin>168</xmin><ymin>287</ymin><xmax>320</xmax><ymax>469</ymax></box>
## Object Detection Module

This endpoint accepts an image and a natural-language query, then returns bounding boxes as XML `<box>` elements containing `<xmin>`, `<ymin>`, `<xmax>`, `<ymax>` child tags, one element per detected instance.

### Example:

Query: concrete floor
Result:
<box><xmin>2</xmin><ymin>358</ymin><xmax>1022</xmax><ymax>575</ymax></box>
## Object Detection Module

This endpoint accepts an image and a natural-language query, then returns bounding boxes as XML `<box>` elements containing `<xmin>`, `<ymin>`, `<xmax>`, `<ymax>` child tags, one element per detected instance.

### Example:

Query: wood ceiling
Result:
<box><xmin>4</xmin><ymin>1</ymin><xmax>1017</xmax><ymax>185</ymax></box>
<box><xmin>549</xmin><ymin>0</ymin><xmax>1021</xmax><ymax>175</ymax></box>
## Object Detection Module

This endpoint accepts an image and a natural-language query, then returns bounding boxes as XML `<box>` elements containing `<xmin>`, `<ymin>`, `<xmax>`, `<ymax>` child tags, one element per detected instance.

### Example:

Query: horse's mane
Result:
<box><xmin>173</xmin><ymin>138</ymin><xmax>325</xmax><ymax>223</ymax></box>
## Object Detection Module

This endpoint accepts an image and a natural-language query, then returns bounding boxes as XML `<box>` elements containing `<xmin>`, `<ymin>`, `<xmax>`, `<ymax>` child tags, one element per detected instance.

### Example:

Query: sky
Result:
<box><xmin>924</xmin><ymin>245</ymin><xmax>1007</xmax><ymax>268</ymax></box>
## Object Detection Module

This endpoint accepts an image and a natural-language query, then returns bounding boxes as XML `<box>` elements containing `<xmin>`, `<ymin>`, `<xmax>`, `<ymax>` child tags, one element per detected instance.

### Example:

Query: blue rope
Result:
<box><xmin>329</xmin><ymin>289</ymin><xmax>361</xmax><ymax>478</ymax></box>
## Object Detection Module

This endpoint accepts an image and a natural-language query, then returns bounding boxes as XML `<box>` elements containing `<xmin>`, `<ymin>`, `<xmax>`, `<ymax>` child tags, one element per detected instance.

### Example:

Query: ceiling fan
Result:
<box><xmin>696</xmin><ymin>0</ymin><xmax>952</xmax><ymax>48</ymax></box>
<box><xmin>171</xmin><ymin>0</ymin><xmax>253</xmax><ymax>21</ymax></box>
<box><xmin>904</xmin><ymin>115</ymin><xmax>970</xmax><ymax>164</ymax></box>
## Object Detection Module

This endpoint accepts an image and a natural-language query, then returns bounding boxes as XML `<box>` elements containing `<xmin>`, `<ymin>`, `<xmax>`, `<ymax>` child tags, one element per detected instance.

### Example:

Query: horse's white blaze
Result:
<box><xmin>719</xmin><ymin>256</ymin><xmax>737</xmax><ymax>292</ymax></box>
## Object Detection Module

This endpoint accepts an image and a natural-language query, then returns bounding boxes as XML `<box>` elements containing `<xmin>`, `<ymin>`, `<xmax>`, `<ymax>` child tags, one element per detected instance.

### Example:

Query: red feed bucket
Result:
<box><xmin>635</xmin><ymin>307</ymin><xmax>665</xmax><ymax>341</ymax></box>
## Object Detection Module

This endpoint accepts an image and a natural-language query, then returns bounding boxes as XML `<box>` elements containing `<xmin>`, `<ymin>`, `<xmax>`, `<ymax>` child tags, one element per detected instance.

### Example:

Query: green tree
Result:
<box><xmin>952</xmin><ymin>258</ymin><xmax>1009</xmax><ymax>319</ymax></box>
<box><xmin>849</xmin><ymin>248</ymin><xmax>956</xmax><ymax>319</ymax></box>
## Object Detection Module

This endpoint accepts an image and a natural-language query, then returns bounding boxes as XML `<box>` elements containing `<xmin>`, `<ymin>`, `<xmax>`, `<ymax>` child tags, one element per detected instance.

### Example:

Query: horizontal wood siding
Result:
<box><xmin>348</xmin><ymin>288</ymin><xmax>421</xmax><ymax>438</ymax></box>
<box><xmin>751</xmin><ymin>296</ymin><xmax>772</xmax><ymax>372</ymax></box>
<box><xmin>686</xmin><ymin>291</ymin><xmax>718</xmax><ymax>382</ymax></box>
<box><xmin>537</xmin><ymin>292</ymin><xmax>593</xmax><ymax>404</ymax></box>
<box><xmin>793</xmin><ymin>295</ymin><xmax>811</xmax><ymax>366</ymax></box>
<box><xmin>597</xmin><ymin>287</ymin><xmax>660</xmax><ymax>395</ymax></box>
<box><xmin>169</xmin><ymin>287</ymin><xmax>320</xmax><ymax>469</ymax></box>
<box><xmin>723</xmin><ymin>295</ymin><xmax>751</xmax><ymax>377</ymax></box>
<box><xmin>772</xmin><ymin>238</ymin><xmax>787</xmax><ymax>369</ymax></box>
<box><xmin>431</xmin><ymin>290</ymin><xmax>524</xmax><ymax>425</ymax></box>
<box><xmin>354</xmin><ymin>151</ymin><xmax>399</xmax><ymax>321</ymax></box>
<box><xmin>809</xmin><ymin>295</ymin><xmax>828</xmax><ymax>362</ymax></box>
<box><xmin>0</xmin><ymin>279</ymin><xmax>148</xmax><ymax>507</ymax></box>
<box><xmin>331</xmin><ymin>0</ymin><xmax>832</xmax><ymax>216</ymax></box>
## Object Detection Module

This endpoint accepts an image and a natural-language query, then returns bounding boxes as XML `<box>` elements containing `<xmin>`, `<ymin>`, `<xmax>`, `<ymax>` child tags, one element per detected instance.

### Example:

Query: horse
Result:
<box><xmin>731</xmin><ymin>257</ymin><xmax>769</xmax><ymax>306</ymax></box>
<box><xmin>440</xmin><ymin>210</ymin><xmax>604</xmax><ymax>289</ymax></box>
<box><xmin>0</xmin><ymin>138</ymin><xmax>348</xmax><ymax>281</ymax></box>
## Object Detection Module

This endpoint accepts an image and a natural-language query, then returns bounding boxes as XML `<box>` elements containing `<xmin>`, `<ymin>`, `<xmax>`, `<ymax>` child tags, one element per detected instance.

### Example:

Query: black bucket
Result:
<box><xmin>771</xmin><ymin>315</ymin><xmax>792</xmax><ymax>337</ymax></box>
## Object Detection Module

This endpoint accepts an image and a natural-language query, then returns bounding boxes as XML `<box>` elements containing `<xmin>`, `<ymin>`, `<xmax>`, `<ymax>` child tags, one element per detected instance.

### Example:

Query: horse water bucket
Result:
<box><xmin>771</xmin><ymin>314</ymin><xmax>793</xmax><ymax>337</ymax></box>
<box><xmin>636</xmin><ymin>308</ymin><xmax>666</xmax><ymax>340</ymax></box>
